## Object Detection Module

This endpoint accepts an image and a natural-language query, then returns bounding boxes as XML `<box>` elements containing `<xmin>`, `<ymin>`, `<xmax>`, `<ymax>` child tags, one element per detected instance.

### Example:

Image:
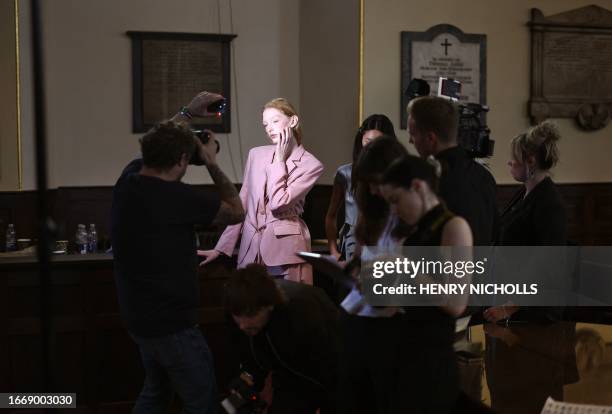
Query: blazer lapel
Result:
<box><xmin>287</xmin><ymin>145</ymin><xmax>305</xmax><ymax>177</ymax></box>
<box><xmin>261</xmin><ymin>146</ymin><xmax>276</xmax><ymax>205</ymax></box>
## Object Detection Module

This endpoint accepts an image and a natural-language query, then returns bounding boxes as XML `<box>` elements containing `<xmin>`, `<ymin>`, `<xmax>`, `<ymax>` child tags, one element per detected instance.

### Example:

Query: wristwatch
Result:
<box><xmin>179</xmin><ymin>106</ymin><xmax>193</xmax><ymax>119</ymax></box>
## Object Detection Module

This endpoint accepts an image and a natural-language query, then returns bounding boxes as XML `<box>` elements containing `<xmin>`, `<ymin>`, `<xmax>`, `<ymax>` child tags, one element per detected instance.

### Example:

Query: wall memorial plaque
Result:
<box><xmin>529</xmin><ymin>5</ymin><xmax>612</xmax><ymax>130</ymax></box>
<box><xmin>400</xmin><ymin>24</ymin><xmax>486</xmax><ymax>129</ymax></box>
<box><xmin>127</xmin><ymin>31</ymin><xmax>236</xmax><ymax>133</ymax></box>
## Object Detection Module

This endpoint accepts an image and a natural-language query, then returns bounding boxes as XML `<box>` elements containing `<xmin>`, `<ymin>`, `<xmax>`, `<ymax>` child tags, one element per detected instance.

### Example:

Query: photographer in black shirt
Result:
<box><xmin>112</xmin><ymin>91</ymin><xmax>244</xmax><ymax>413</ymax></box>
<box><xmin>407</xmin><ymin>96</ymin><xmax>499</xmax><ymax>245</ymax></box>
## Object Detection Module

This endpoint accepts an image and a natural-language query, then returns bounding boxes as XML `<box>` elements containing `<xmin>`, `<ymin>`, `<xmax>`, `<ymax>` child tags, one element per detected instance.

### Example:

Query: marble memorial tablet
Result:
<box><xmin>529</xmin><ymin>5</ymin><xmax>612</xmax><ymax>130</ymax></box>
<box><xmin>400</xmin><ymin>24</ymin><xmax>486</xmax><ymax>129</ymax></box>
<box><xmin>127</xmin><ymin>32</ymin><xmax>236</xmax><ymax>133</ymax></box>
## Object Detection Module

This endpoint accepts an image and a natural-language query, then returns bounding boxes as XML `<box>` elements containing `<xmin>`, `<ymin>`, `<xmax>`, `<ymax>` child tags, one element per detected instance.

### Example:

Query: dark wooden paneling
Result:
<box><xmin>3</xmin><ymin>182</ymin><xmax>612</xmax><ymax>250</ymax></box>
<box><xmin>0</xmin><ymin>190</ymin><xmax>52</xmax><ymax>251</ymax></box>
<box><xmin>2</xmin><ymin>182</ymin><xmax>612</xmax><ymax>412</ymax></box>
<box><xmin>303</xmin><ymin>184</ymin><xmax>334</xmax><ymax>241</ymax></box>
<box><xmin>497</xmin><ymin>183</ymin><xmax>612</xmax><ymax>245</ymax></box>
<box><xmin>54</xmin><ymin>187</ymin><xmax>114</xmax><ymax>251</ymax></box>
<box><xmin>0</xmin><ymin>257</ymin><xmax>237</xmax><ymax>413</ymax></box>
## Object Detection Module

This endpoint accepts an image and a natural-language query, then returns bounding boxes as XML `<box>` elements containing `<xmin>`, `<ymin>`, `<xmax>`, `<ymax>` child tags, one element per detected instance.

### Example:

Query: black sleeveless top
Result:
<box><xmin>401</xmin><ymin>204</ymin><xmax>457</xmax><ymax>345</ymax></box>
<box><xmin>403</xmin><ymin>204</ymin><xmax>455</xmax><ymax>246</ymax></box>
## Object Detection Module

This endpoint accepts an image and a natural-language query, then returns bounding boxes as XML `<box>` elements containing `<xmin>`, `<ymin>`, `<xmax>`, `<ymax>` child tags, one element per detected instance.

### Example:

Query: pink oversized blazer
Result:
<box><xmin>214</xmin><ymin>144</ymin><xmax>324</xmax><ymax>267</ymax></box>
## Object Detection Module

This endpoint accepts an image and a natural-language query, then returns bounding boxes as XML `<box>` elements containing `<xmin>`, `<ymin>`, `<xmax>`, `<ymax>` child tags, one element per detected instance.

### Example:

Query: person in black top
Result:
<box><xmin>484</xmin><ymin>120</ymin><xmax>565</xmax><ymax>323</ymax></box>
<box><xmin>481</xmin><ymin>122</ymin><xmax>577</xmax><ymax>414</ymax></box>
<box><xmin>112</xmin><ymin>91</ymin><xmax>245</xmax><ymax>414</ymax></box>
<box><xmin>407</xmin><ymin>96</ymin><xmax>499</xmax><ymax>245</ymax></box>
<box><xmin>497</xmin><ymin>121</ymin><xmax>566</xmax><ymax>246</ymax></box>
<box><xmin>225</xmin><ymin>264</ymin><xmax>340</xmax><ymax>414</ymax></box>
<box><xmin>335</xmin><ymin>155</ymin><xmax>471</xmax><ymax>414</ymax></box>
<box><xmin>381</xmin><ymin>154</ymin><xmax>471</xmax><ymax>331</ymax></box>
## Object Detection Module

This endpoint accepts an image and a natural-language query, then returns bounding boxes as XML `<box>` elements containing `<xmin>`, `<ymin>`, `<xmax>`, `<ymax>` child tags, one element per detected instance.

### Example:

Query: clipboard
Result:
<box><xmin>299</xmin><ymin>252</ymin><xmax>404</xmax><ymax>317</ymax></box>
<box><xmin>296</xmin><ymin>252</ymin><xmax>355</xmax><ymax>289</ymax></box>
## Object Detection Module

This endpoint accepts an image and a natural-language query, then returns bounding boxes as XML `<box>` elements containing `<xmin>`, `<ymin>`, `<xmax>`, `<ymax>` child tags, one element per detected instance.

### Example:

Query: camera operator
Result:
<box><xmin>407</xmin><ymin>96</ymin><xmax>499</xmax><ymax>245</ymax></box>
<box><xmin>225</xmin><ymin>264</ymin><xmax>340</xmax><ymax>414</ymax></box>
<box><xmin>112</xmin><ymin>91</ymin><xmax>244</xmax><ymax>414</ymax></box>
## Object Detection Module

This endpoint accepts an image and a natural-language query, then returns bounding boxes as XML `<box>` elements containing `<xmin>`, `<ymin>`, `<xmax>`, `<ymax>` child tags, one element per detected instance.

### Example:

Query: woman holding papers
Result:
<box><xmin>337</xmin><ymin>144</ymin><xmax>472</xmax><ymax>412</ymax></box>
<box><xmin>383</xmin><ymin>154</ymin><xmax>471</xmax><ymax>412</ymax></box>
<box><xmin>351</xmin><ymin>136</ymin><xmax>408</xmax><ymax>258</ymax></box>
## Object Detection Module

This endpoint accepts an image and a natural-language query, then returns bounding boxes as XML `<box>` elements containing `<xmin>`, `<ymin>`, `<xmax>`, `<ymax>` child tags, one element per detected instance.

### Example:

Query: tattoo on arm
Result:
<box><xmin>207</xmin><ymin>163</ymin><xmax>245</xmax><ymax>225</ymax></box>
<box><xmin>211</xmin><ymin>201</ymin><xmax>244</xmax><ymax>226</ymax></box>
<box><xmin>207</xmin><ymin>164</ymin><xmax>239</xmax><ymax>200</ymax></box>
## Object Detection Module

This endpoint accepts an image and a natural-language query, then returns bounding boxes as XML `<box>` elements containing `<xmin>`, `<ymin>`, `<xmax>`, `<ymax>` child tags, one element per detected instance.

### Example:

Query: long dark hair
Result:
<box><xmin>352</xmin><ymin>136</ymin><xmax>408</xmax><ymax>245</ymax></box>
<box><xmin>352</xmin><ymin>114</ymin><xmax>396</xmax><ymax>165</ymax></box>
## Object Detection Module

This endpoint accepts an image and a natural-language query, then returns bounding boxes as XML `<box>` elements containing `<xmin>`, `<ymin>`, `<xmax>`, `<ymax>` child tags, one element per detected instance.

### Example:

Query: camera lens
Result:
<box><xmin>193</xmin><ymin>130</ymin><xmax>220</xmax><ymax>154</ymax></box>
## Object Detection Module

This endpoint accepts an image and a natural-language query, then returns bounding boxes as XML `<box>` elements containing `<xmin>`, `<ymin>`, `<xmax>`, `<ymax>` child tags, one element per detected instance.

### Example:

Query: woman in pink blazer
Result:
<box><xmin>198</xmin><ymin>98</ymin><xmax>323</xmax><ymax>284</ymax></box>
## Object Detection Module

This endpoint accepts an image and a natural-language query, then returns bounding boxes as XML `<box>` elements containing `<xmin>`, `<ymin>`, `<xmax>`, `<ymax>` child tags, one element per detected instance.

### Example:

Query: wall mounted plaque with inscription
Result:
<box><xmin>400</xmin><ymin>24</ymin><xmax>486</xmax><ymax>129</ymax></box>
<box><xmin>529</xmin><ymin>6</ymin><xmax>612</xmax><ymax>130</ymax></box>
<box><xmin>128</xmin><ymin>31</ymin><xmax>236</xmax><ymax>133</ymax></box>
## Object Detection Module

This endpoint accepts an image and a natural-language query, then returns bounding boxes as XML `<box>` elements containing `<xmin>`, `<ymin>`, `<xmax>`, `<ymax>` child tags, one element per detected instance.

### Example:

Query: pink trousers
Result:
<box><xmin>265</xmin><ymin>262</ymin><xmax>313</xmax><ymax>285</ymax></box>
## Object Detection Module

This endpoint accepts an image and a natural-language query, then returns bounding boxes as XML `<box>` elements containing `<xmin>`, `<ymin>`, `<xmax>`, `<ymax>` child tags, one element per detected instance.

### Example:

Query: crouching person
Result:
<box><xmin>224</xmin><ymin>264</ymin><xmax>339</xmax><ymax>414</ymax></box>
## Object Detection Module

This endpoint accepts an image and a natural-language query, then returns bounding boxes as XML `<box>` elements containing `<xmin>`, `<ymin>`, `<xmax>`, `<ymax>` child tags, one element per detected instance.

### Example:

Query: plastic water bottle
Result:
<box><xmin>5</xmin><ymin>224</ymin><xmax>16</xmax><ymax>252</ymax></box>
<box><xmin>87</xmin><ymin>224</ymin><xmax>97</xmax><ymax>253</ymax></box>
<box><xmin>76</xmin><ymin>224</ymin><xmax>87</xmax><ymax>254</ymax></box>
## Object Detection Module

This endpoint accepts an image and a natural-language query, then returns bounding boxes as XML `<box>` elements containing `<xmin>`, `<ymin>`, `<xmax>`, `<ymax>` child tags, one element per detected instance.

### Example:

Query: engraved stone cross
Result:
<box><xmin>441</xmin><ymin>38</ymin><xmax>452</xmax><ymax>55</ymax></box>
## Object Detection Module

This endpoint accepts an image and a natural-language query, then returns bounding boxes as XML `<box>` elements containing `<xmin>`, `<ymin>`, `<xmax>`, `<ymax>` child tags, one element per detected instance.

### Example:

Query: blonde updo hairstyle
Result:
<box><xmin>263</xmin><ymin>98</ymin><xmax>303</xmax><ymax>145</ymax></box>
<box><xmin>511</xmin><ymin>120</ymin><xmax>561</xmax><ymax>171</ymax></box>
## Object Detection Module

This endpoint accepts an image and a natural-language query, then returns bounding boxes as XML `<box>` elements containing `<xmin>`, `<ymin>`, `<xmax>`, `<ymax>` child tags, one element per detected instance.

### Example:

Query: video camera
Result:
<box><xmin>406</xmin><ymin>77</ymin><xmax>494</xmax><ymax>158</ymax></box>
<box><xmin>221</xmin><ymin>372</ymin><xmax>267</xmax><ymax>414</ymax></box>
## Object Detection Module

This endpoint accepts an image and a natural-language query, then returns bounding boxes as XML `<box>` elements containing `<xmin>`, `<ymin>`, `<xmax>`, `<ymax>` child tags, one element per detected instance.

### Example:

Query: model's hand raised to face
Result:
<box><xmin>276</xmin><ymin>126</ymin><xmax>296</xmax><ymax>163</ymax></box>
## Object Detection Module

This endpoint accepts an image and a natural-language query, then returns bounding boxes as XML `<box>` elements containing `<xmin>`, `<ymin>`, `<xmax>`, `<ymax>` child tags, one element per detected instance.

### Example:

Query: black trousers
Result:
<box><xmin>337</xmin><ymin>313</ymin><xmax>459</xmax><ymax>414</ymax></box>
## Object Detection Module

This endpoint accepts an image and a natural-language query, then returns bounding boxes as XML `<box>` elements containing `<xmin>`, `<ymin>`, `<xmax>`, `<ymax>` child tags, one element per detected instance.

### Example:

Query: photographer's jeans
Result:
<box><xmin>130</xmin><ymin>326</ymin><xmax>218</xmax><ymax>414</ymax></box>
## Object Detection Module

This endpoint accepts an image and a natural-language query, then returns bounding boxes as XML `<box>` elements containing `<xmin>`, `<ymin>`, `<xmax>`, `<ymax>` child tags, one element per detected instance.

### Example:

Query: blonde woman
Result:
<box><xmin>484</xmin><ymin>120</ymin><xmax>565</xmax><ymax>323</ymax></box>
<box><xmin>199</xmin><ymin>98</ymin><xmax>323</xmax><ymax>284</ymax></box>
